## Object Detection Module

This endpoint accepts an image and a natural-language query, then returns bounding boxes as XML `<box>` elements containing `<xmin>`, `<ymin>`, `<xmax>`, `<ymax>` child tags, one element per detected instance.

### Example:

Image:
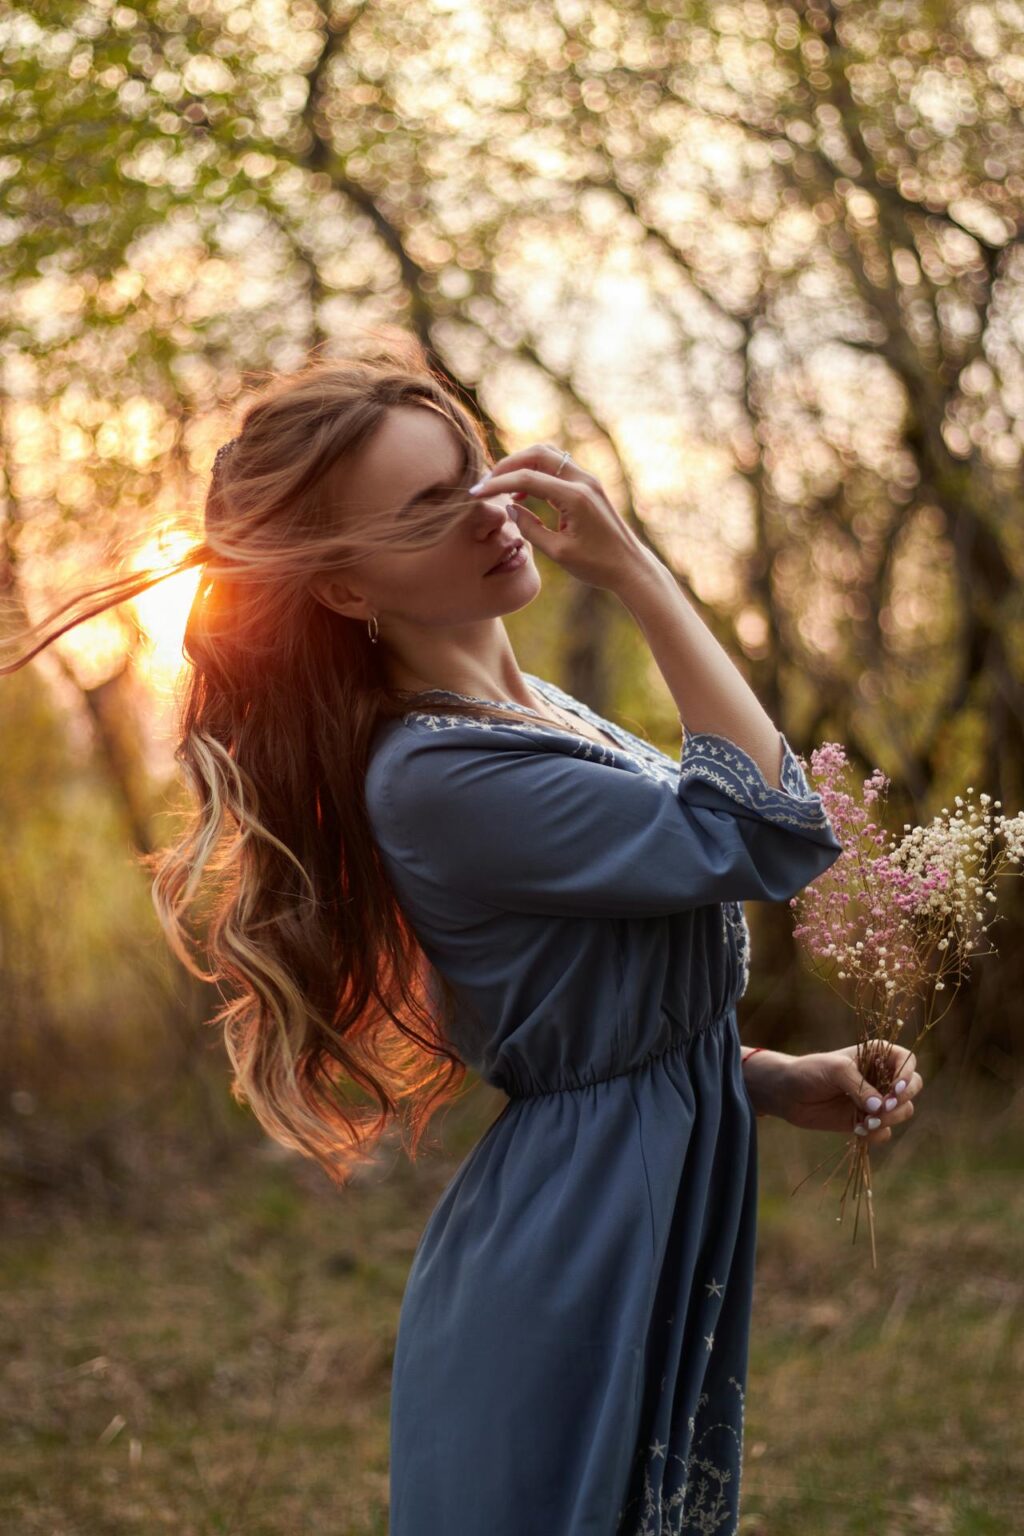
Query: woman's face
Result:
<box><xmin>316</xmin><ymin>403</ymin><xmax>542</xmax><ymax>631</ymax></box>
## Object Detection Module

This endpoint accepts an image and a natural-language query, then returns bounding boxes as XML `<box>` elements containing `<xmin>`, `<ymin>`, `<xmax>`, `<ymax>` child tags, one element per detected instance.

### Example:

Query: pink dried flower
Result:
<box><xmin>786</xmin><ymin>742</ymin><xmax>1023</xmax><ymax>1266</ymax></box>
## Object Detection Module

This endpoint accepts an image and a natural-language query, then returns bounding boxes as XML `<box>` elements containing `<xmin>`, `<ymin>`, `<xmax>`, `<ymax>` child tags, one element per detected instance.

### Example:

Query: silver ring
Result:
<box><xmin>554</xmin><ymin>449</ymin><xmax>571</xmax><ymax>478</ymax></box>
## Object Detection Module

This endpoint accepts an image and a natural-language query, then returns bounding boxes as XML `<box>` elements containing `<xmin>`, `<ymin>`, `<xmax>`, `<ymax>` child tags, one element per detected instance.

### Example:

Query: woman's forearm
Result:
<box><xmin>741</xmin><ymin>1046</ymin><xmax>794</xmax><ymax>1118</ymax></box>
<box><xmin>613</xmin><ymin>550</ymin><xmax>785</xmax><ymax>790</ymax></box>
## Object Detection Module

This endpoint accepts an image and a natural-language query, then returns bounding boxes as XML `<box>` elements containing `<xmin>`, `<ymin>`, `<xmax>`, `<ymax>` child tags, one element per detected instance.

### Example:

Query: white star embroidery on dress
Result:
<box><xmin>618</xmin><ymin>1379</ymin><xmax>747</xmax><ymax>1535</ymax></box>
<box><xmin>704</xmin><ymin>1278</ymin><xmax>724</xmax><ymax>1298</ymax></box>
<box><xmin>704</xmin><ymin>1330</ymin><xmax>715</xmax><ymax>1351</ymax></box>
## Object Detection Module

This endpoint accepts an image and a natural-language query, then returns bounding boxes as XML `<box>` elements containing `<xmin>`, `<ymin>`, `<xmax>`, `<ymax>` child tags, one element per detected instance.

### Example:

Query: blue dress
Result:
<box><xmin>364</xmin><ymin>673</ymin><xmax>843</xmax><ymax>1536</ymax></box>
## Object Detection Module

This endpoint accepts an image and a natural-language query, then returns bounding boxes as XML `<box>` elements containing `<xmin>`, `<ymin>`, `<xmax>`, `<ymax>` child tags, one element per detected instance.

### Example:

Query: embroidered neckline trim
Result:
<box><xmin>404</xmin><ymin>673</ymin><xmax>673</xmax><ymax>770</ymax></box>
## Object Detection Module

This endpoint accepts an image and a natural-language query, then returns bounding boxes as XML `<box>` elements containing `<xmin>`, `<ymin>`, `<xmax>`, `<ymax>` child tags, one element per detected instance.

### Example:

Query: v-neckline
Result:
<box><xmin>405</xmin><ymin>673</ymin><xmax>643</xmax><ymax>760</ymax></box>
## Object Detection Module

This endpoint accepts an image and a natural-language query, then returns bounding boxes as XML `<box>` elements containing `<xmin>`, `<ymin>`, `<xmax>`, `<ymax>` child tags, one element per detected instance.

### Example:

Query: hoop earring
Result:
<box><xmin>367</xmin><ymin>614</ymin><xmax>380</xmax><ymax>645</ymax></box>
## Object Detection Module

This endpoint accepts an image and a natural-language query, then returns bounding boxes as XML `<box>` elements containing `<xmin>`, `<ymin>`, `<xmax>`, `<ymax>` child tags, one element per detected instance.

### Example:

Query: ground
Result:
<box><xmin>1</xmin><ymin>1078</ymin><xmax>1020</xmax><ymax>1536</ymax></box>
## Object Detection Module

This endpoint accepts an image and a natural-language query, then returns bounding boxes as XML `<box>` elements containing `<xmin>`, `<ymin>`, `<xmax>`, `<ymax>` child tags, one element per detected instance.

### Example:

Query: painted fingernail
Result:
<box><xmin>894</xmin><ymin>1080</ymin><xmax>907</xmax><ymax>1093</ymax></box>
<box><xmin>884</xmin><ymin>1097</ymin><xmax>898</xmax><ymax>1111</ymax></box>
<box><xmin>854</xmin><ymin>1123</ymin><xmax>868</xmax><ymax>1136</ymax></box>
<box><xmin>865</xmin><ymin>1095</ymin><xmax>882</xmax><ymax>1111</ymax></box>
<box><xmin>866</xmin><ymin>1116</ymin><xmax>881</xmax><ymax>1130</ymax></box>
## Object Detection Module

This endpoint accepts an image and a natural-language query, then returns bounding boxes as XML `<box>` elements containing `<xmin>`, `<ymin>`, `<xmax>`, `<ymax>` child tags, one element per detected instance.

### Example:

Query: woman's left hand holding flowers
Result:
<box><xmin>753</xmin><ymin>1043</ymin><xmax>922</xmax><ymax>1143</ymax></box>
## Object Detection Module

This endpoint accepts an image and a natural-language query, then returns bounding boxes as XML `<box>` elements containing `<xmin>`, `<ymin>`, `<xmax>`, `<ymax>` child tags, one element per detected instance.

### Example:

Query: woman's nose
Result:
<box><xmin>474</xmin><ymin>494</ymin><xmax>516</xmax><ymax>528</ymax></box>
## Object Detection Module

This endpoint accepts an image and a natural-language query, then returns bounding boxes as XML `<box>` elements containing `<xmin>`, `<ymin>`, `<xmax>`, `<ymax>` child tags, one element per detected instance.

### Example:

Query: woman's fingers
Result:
<box><xmin>470</xmin><ymin>466</ymin><xmax>588</xmax><ymax>508</ymax></box>
<box><xmin>477</xmin><ymin>442</ymin><xmax>598</xmax><ymax>487</ymax></box>
<box><xmin>853</xmin><ymin>1076</ymin><xmax>918</xmax><ymax>1142</ymax></box>
<box><xmin>846</xmin><ymin>1045</ymin><xmax>921</xmax><ymax>1144</ymax></box>
<box><xmin>855</xmin><ymin>1125</ymin><xmax>893</xmax><ymax>1142</ymax></box>
<box><xmin>849</xmin><ymin>1046</ymin><xmax>921</xmax><ymax>1103</ymax></box>
<box><xmin>854</xmin><ymin>1114</ymin><xmax>893</xmax><ymax>1143</ymax></box>
<box><xmin>468</xmin><ymin>459</ymin><xmax>647</xmax><ymax>592</ymax></box>
<box><xmin>888</xmin><ymin>1049</ymin><xmax>917</xmax><ymax>1087</ymax></box>
<box><xmin>470</xmin><ymin>469</ymin><xmax>585</xmax><ymax>556</ymax></box>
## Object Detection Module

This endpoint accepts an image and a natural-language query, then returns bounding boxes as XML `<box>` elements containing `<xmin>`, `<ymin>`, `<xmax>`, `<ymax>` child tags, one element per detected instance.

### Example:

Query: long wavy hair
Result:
<box><xmin>1</xmin><ymin>336</ymin><xmax>534</xmax><ymax>1185</ymax></box>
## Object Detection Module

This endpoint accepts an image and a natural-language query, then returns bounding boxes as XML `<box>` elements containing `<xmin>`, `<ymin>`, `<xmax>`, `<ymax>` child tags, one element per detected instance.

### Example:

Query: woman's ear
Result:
<box><xmin>310</xmin><ymin>573</ymin><xmax>371</xmax><ymax>620</ymax></box>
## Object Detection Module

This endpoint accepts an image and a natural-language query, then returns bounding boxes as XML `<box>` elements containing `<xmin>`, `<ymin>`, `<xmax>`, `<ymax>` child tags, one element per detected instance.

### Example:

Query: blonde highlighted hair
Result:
<box><xmin>2</xmin><ymin>335</ymin><xmax>531</xmax><ymax>1184</ymax></box>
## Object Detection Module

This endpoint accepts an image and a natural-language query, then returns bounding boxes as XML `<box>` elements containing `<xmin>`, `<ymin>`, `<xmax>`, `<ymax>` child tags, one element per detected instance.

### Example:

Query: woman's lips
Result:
<box><xmin>485</xmin><ymin>540</ymin><xmax>527</xmax><ymax>575</ymax></box>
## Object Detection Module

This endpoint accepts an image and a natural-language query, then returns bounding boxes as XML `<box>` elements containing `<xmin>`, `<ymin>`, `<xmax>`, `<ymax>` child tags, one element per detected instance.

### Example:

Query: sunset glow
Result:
<box><xmin>129</xmin><ymin>531</ymin><xmax>202</xmax><ymax>694</ymax></box>
<box><xmin>42</xmin><ymin>529</ymin><xmax>199</xmax><ymax>696</ymax></box>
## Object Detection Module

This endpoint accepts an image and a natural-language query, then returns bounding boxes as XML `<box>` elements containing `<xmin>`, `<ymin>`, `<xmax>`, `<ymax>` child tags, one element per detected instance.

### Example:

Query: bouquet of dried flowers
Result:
<box><xmin>788</xmin><ymin>741</ymin><xmax>1024</xmax><ymax>1268</ymax></box>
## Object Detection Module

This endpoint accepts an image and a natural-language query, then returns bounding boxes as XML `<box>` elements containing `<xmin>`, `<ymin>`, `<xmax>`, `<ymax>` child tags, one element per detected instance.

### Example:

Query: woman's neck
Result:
<box><xmin>386</xmin><ymin>661</ymin><xmax>536</xmax><ymax>710</ymax></box>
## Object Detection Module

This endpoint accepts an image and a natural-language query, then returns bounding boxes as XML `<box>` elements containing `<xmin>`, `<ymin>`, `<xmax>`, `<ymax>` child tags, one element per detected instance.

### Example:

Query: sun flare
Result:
<box><xmin>129</xmin><ymin>531</ymin><xmax>202</xmax><ymax>692</ymax></box>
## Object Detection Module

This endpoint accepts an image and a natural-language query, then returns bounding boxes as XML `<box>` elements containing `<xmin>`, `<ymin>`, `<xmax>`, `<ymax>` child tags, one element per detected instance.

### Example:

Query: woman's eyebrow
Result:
<box><xmin>396</xmin><ymin>444</ymin><xmax>469</xmax><ymax>513</ymax></box>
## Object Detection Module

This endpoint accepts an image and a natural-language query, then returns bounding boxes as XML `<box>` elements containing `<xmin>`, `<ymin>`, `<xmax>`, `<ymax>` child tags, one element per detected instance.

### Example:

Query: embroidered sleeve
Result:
<box><xmin>365</xmin><ymin>723</ymin><xmax>843</xmax><ymax>921</ymax></box>
<box><xmin>678</xmin><ymin>730</ymin><xmax>833</xmax><ymax>834</ymax></box>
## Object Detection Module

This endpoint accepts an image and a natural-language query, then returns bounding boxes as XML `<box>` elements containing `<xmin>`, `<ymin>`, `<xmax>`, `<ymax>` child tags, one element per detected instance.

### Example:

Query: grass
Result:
<box><xmin>1</xmin><ymin>1079</ymin><xmax>1021</xmax><ymax>1534</ymax></box>
<box><xmin>740</xmin><ymin>1093</ymin><xmax>1024</xmax><ymax>1534</ymax></box>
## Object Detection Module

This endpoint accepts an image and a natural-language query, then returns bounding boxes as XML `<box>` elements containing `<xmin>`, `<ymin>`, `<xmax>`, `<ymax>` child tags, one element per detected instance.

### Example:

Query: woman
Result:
<box><xmin>4</xmin><ymin>340</ymin><xmax>921</xmax><ymax>1534</ymax></box>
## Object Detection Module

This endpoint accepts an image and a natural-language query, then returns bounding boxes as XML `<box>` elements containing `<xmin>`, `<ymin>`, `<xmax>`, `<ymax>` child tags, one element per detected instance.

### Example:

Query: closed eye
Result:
<box><xmin>399</xmin><ymin>444</ymin><xmax>471</xmax><ymax>514</ymax></box>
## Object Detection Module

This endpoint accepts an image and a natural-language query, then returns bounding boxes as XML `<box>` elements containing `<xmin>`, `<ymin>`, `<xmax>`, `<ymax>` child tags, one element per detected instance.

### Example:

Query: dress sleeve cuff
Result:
<box><xmin>678</xmin><ymin>727</ymin><xmax>834</xmax><ymax>834</ymax></box>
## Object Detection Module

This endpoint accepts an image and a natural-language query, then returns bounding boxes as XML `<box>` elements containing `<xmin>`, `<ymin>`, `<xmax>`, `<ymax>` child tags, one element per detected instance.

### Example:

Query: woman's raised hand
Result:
<box><xmin>469</xmin><ymin>443</ymin><xmax>654</xmax><ymax>594</ymax></box>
